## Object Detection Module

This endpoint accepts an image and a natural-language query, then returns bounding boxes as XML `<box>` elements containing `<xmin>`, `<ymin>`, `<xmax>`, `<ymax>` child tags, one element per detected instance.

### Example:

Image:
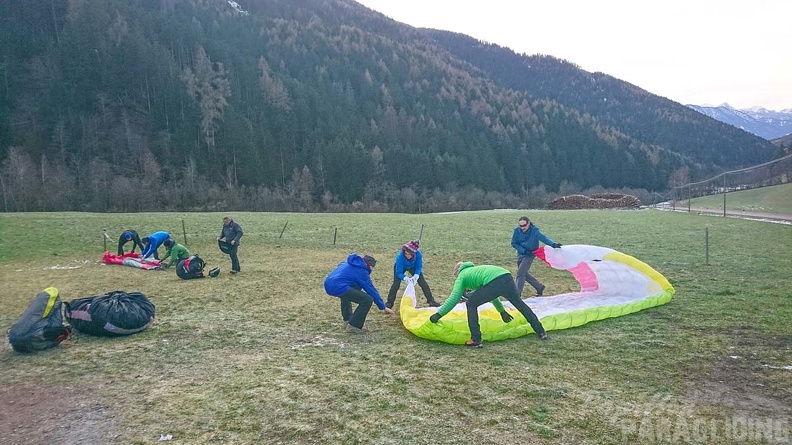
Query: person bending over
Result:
<box><xmin>324</xmin><ymin>253</ymin><xmax>394</xmax><ymax>333</ymax></box>
<box><xmin>430</xmin><ymin>261</ymin><xmax>547</xmax><ymax>348</ymax></box>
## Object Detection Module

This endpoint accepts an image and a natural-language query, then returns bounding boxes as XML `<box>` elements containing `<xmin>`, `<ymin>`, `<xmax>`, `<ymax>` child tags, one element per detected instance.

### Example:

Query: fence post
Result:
<box><xmin>102</xmin><ymin>229</ymin><xmax>108</xmax><ymax>252</ymax></box>
<box><xmin>722</xmin><ymin>173</ymin><xmax>727</xmax><ymax>217</ymax></box>
<box><xmin>279</xmin><ymin>221</ymin><xmax>289</xmax><ymax>238</ymax></box>
<box><xmin>687</xmin><ymin>186</ymin><xmax>691</xmax><ymax>213</ymax></box>
<box><xmin>182</xmin><ymin>219</ymin><xmax>187</xmax><ymax>246</ymax></box>
<box><xmin>333</xmin><ymin>227</ymin><xmax>337</xmax><ymax>245</ymax></box>
<box><xmin>705</xmin><ymin>227</ymin><xmax>709</xmax><ymax>265</ymax></box>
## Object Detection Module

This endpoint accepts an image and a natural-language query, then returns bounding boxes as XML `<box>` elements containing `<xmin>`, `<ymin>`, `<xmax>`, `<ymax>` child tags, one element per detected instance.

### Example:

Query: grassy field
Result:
<box><xmin>686</xmin><ymin>182</ymin><xmax>792</xmax><ymax>215</ymax></box>
<box><xmin>1</xmin><ymin>210</ymin><xmax>791</xmax><ymax>444</ymax></box>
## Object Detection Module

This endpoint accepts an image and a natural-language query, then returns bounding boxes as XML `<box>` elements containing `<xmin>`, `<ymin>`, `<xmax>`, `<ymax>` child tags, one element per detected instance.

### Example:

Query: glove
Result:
<box><xmin>552</xmin><ymin>243</ymin><xmax>562</xmax><ymax>249</ymax></box>
<box><xmin>501</xmin><ymin>311</ymin><xmax>513</xmax><ymax>323</ymax></box>
<box><xmin>429</xmin><ymin>313</ymin><xmax>441</xmax><ymax>323</ymax></box>
<box><xmin>412</xmin><ymin>274</ymin><xmax>420</xmax><ymax>283</ymax></box>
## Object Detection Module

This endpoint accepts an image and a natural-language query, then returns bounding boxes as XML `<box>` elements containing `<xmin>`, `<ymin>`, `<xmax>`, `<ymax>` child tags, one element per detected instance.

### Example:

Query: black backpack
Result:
<box><xmin>65</xmin><ymin>291</ymin><xmax>155</xmax><ymax>337</ymax></box>
<box><xmin>8</xmin><ymin>288</ymin><xmax>71</xmax><ymax>352</ymax></box>
<box><xmin>176</xmin><ymin>255</ymin><xmax>205</xmax><ymax>279</ymax></box>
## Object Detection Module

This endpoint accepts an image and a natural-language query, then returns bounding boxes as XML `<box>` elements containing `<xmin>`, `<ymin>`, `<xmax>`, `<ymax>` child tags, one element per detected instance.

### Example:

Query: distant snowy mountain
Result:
<box><xmin>687</xmin><ymin>104</ymin><xmax>792</xmax><ymax>140</ymax></box>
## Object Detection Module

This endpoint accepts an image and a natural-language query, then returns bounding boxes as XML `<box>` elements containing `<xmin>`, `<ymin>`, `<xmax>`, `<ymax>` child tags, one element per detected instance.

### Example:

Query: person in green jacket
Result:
<box><xmin>159</xmin><ymin>239</ymin><xmax>190</xmax><ymax>270</ymax></box>
<box><xmin>429</xmin><ymin>261</ymin><xmax>547</xmax><ymax>348</ymax></box>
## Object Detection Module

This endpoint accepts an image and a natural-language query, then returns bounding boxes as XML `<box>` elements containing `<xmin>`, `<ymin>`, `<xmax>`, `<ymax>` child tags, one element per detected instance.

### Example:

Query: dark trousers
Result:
<box><xmin>386</xmin><ymin>266</ymin><xmax>434</xmax><ymax>305</ymax></box>
<box><xmin>466</xmin><ymin>274</ymin><xmax>545</xmax><ymax>343</ymax></box>
<box><xmin>515</xmin><ymin>254</ymin><xmax>543</xmax><ymax>296</ymax></box>
<box><xmin>228</xmin><ymin>243</ymin><xmax>240</xmax><ymax>272</ymax></box>
<box><xmin>339</xmin><ymin>288</ymin><xmax>374</xmax><ymax>329</ymax></box>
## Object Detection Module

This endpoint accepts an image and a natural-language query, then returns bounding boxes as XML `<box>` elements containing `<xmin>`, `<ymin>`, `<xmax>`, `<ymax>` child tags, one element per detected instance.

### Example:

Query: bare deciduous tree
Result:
<box><xmin>182</xmin><ymin>46</ymin><xmax>231</xmax><ymax>153</ymax></box>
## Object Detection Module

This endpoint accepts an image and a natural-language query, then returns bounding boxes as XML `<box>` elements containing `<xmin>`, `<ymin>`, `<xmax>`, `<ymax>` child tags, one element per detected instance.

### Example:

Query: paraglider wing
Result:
<box><xmin>101</xmin><ymin>251</ymin><xmax>162</xmax><ymax>270</ymax></box>
<box><xmin>400</xmin><ymin>244</ymin><xmax>674</xmax><ymax>344</ymax></box>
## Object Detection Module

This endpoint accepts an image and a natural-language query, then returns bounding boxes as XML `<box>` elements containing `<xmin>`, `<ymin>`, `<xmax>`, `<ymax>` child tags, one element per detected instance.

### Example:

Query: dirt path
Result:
<box><xmin>0</xmin><ymin>384</ymin><xmax>118</xmax><ymax>445</ymax></box>
<box><xmin>668</xmin><ymin>206</ymin><xmax>792</xmax><ymax>223</ymax></box>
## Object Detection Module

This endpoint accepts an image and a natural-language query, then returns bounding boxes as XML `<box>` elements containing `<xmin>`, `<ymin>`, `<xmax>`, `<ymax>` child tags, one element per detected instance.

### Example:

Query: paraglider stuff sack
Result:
<box><xmin>8</xmin><ymin>288</ymin><xmax>71</xmax><ymax>353</ymax></box>
<box><xmin>218</xmin><ymin>240</ymin><xmax>233</xmax><ymax>255</ymax></box>
<box><xmin>177</xmin><ymin>255</ymin><xmax>205</xmax><ymax>279</ymax></box>
<box><xmin>64</xmin><ymin>296</ymin><xmax>105</xmax><ymax>336</ymax></box>
<box><xmin>65</xmin><ymin>291</ymin><xmax>155</xmax><ymax>337</ymax></box>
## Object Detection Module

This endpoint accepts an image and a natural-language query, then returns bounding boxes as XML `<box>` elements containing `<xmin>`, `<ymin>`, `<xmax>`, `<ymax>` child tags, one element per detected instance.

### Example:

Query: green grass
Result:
<box><xmin>686</xmin><ymin>182</ymin><xmax>792</xmax><ymax>214</ymax></box>
<box><xmin>1</xmin><ymin>210</ymin><xmax>791</xmax><ymax>444</ymax></box>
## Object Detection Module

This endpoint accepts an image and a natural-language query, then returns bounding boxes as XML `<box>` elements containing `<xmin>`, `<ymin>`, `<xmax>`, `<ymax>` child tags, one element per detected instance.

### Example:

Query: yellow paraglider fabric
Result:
<box><xmin>399</xmin><ymin>244</ymin><xmax>674</xmax><ymax>344</ymax></box>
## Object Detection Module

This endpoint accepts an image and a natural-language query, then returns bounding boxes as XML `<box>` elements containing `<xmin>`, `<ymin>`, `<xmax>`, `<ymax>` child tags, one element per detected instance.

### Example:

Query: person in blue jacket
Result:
<box><xmin>385</xmin><ymin>240</ymin><xmax>439</xmax><ymax>308</ymax></box>
<box><xmin>324</xmin><ymin>253</ymin><xmax>394</xmax><ymax>333</ymax></box>
<box><xmin>140</xmin><ymin>231</ymin><xmax>171</xmax><ymax>260</ymax></box>
<box><xmin>511</xmin><ymin>216</ymin><xmax>562</xmax><ymax>297</ymax></box>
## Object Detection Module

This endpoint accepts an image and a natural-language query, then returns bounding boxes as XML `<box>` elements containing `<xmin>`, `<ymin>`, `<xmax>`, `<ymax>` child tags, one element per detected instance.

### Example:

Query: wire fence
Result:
<box><xmin>668</xmin><ymin>153</ymin><xmax>792</xmax><ymax>216</ymax></box>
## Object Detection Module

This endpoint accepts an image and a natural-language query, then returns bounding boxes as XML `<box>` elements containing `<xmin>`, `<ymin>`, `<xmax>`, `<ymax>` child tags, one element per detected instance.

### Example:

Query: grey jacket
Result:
<box><xmin>220</xmin><ymin>220</ymin><xmax>243</xmax><ymax>244</ymax></box>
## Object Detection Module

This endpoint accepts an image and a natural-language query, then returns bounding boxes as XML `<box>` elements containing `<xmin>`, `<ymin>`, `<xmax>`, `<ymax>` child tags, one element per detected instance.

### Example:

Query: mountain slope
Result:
<box><xmin>687</xmin><ymin>104</ymin><xmax>792</xmax><ymax>140</ymax></box>
<box><xmin>0</xmin><ymin>0</ymin><xmax>779</xmax><ymax>211</ymax></box>
<box><xmin>423</xmin><ymin>30</ymin><xmax>777</xmax><ymax>168</ymax></box>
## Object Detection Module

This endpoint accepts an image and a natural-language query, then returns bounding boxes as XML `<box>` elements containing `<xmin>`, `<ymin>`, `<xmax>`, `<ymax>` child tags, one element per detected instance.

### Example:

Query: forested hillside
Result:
<box><xmin>0</xmin><ymin>0</ymin><xmax>778</xmax><ymax>212</ymax></box>
<box><xmin>425</xmin><ymin>30</ymin><xmax>775</xmax><ymax>169</ymax></box>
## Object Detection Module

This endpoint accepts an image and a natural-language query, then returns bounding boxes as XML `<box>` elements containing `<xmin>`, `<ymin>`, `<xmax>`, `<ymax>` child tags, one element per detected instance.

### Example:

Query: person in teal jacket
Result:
<box><xmin>429</xmin><ymin>262</ymin><xmax>547</xmax><ymax>348</ymax></box>
<box><xmin>159</xmin><ymin>239</ymin><xmax>190</xmax><ymax>270</ymax></box>
<box><xmin>385</xmin><ymin>240</ymin><xmax>439</xmax><ymax>308</ymax></box>
<box><xmin>511</xmin><ymin>216</ymin><xmax>561</xmax><ymax>297</ymax></box>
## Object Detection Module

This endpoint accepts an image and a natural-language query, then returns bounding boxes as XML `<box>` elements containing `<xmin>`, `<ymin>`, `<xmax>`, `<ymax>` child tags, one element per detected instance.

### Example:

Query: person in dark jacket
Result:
<box><xmin>385</xmin><ymin>240</ymin><xmax>439</xmax><ymax>308</ymax></box>
<box><xmin>429</xmin><ymin>261</ymin><xmax>547</xmax><ymax>348</ymax></box>
<box><xmin>117</xmin><ymin>229</ymin><xmax>144</xmax><ymax>255</ymax></box>
<box><xmin>510</xmin><ymin>216</ymin><xmax>561</xmax><ymax>297</ymax></box>
<box><xmin>141</xmin><ymin>231</ymin><xmax>171</xmax><ymax>260</ymax></box>
<box><xmin>324</xmin><ymin>253</ymin><xmax>394</xmax><ymax>332</ymax></box>
<box><xmin>217</xmin><ymin>217</ymin><xmax>243</xmax><ymax>274</ymax></box>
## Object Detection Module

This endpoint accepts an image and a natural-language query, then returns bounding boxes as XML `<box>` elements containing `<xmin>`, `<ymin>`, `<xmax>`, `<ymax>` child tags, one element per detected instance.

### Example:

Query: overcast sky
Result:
<box><xmin>354</xmin><ymin>0</ymin><xmax>792</xmax><ymax>111</ymax></box>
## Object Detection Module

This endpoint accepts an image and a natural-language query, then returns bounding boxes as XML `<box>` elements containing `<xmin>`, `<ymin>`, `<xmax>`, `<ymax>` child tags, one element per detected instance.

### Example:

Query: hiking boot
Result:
<box><xmin>230</xmin><ymin>270</ymin><xmax>238</xmax><ymax>274</ymax></box>
<box><xmin>535</xmin><ymin>285</ymin><xmax>545</xmax><ymax>297</ymax></box>
<box><xmin>538</xmin><ymin>332</ymin><xmax>549</xmax><ymax>341</ymax></box>
<box><xmin>465</xmin><ymin>340</ymin><xmax>483</xmax><ymax>348</ymax></box>
<box><xmin>208</xmin><ymin>267</ymin><xmax>220</xmax><ymax>277</ymax></box>
<box><xmin>427</xmin><ymin>300</ymin><xmax>441</xmax><ymax>307</ymax></box>
<box><xmin>345</xmin><ymin>323</ymin><xmax>365</xmax><ymax>334</ymax></box>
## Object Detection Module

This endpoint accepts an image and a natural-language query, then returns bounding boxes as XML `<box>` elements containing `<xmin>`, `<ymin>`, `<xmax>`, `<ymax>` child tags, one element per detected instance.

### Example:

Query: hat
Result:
<box><xmin>124</xmin><ymin>231</ymin><xmax>133</xmax><ymax>241</ymax></box>
<box><xmin>363</xmin><ymin>255</ymin><xmax>377</xmax><ymax>268</ymax></box>
<box><xmin>402</xmin><ymin>241</ymin><xmax>418</xmax><ymax>255</ymax></box>
<box><xmin>164</xmin><ymin>239</ymin><xmax>175</xmax><ymax>248</ymax></box>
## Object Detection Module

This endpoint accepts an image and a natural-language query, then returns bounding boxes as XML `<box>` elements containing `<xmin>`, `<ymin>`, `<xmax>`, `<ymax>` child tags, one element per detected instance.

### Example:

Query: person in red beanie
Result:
<box><xmin>385</xmin><ymin>240</ymin><xmax>439</xmax><ymax>309</ymax></box>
